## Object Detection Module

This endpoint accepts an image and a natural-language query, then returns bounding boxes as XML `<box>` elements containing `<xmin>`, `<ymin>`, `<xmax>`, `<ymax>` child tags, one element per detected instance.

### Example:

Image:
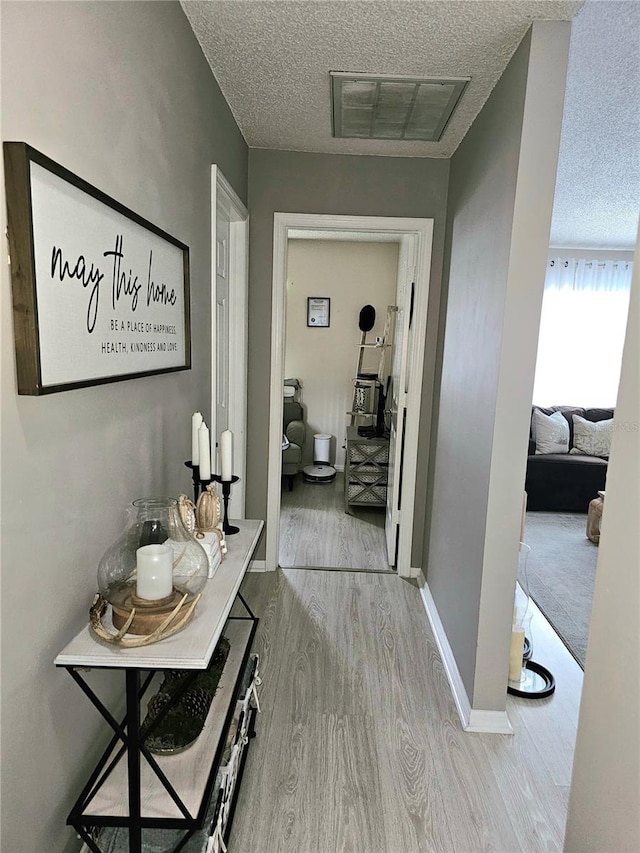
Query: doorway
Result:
<box><xmin>280</xmin><ymin>238</ymin><xmax>398</xmax><ymax>571</ymax></box>
<box><xmin>266</xmin><ymin>214</ymin><xmax>433</xmax><ymax>577</ymax></box>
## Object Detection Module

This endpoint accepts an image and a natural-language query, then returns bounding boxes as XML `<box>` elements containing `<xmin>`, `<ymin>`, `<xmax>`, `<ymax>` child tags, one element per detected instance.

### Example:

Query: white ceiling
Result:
<box><xmin>182</xmin><ymin>0</ymin><xmax>639</xmax><ymax>250</ymax></box>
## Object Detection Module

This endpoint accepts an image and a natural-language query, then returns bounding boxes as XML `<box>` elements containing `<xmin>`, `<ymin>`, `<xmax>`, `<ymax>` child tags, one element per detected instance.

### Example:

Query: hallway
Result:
<box><xmin>279</xmin><ymin>472</ymin><xmax>389</xmax><ymax>570</ymax></box>
<box><xmin>230</xmin><ymin>567</ymin><xmax>581</xmax><ymax>852</ymax></box>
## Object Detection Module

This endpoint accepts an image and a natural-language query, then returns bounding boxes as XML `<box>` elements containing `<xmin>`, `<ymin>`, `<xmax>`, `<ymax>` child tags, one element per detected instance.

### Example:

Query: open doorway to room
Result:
<box><xmin>266</xmin><ymin>214</ymin><xmax>433</xmax><ymax>577</ymax></box>
<box><xmin>279</xmin><ymin>238</ymin><xmax>398</xmax><ymax>571</ymax></box>
<box><xmin>521</xmin><ymin>252</ymin><xmax>633</xmax><ymax>670</ymax></box>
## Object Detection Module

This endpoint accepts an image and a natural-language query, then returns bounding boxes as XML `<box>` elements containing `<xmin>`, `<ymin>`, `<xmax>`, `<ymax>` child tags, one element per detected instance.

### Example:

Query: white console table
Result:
<box><xmin>56</xmin><ymin>520</ymin><xmax>263</xmax><ymax>853</ymax></box>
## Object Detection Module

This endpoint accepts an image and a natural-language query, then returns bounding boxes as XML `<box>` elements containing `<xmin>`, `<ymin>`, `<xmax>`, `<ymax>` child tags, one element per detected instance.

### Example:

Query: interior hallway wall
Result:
<box><xmin>564</xmin><ymin>229</ymin><xmax>639</xmax><ymax>851</ymax></box>
<box><xmin>425</xmin><ymin>22</ymin><xmax>571</xmax><ymax>711</ymax></box>
<box><xmin>285</xmin><ymin>240</ymin><xmax>398</xmax><ymax>468</ymax></box>
<box><xmin>0</xmin><ymin>3</ymin><xmax>247</xmax><ymax>851</ymax></box>
<box><xmin>247</xmin><ymin>150</ymin><xmax>450</xmax><ymax>563</ymax></box>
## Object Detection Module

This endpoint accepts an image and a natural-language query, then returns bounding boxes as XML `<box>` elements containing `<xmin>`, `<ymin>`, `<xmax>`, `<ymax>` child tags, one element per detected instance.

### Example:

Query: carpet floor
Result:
<box><xmin>522</xmin><ymin>511</ymin><xmax>598</xmax><ymax>668</ymax></box>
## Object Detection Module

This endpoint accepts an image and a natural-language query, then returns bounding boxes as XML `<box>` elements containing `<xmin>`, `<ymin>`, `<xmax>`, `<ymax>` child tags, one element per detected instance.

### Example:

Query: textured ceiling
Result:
<box><xmin>550</xmin><ymin>0</ymin><xmax>639</xmax><ymax>249</ymax></box>
<box><xmin>182</xmin><ymin>0</ymin><xmax>639</xmax><ymax>249</ymax></box>
<box><xmin>182</xmin><ymin>0</ymin><xmax>583</xmax><ymax>158</ymax></box>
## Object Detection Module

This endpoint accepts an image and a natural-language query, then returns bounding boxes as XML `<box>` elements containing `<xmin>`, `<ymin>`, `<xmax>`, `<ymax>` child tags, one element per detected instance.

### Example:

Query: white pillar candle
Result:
<box><xmin>198</xmin><ymin>423</ymin><xmax>211</xmax><ymax>480</ymax></box>
<box><xmin>136</xmin><ymin>544</ymin><xmax>173</xmax><ymax>600</ymax></box>
<box><xmin>509</xmin><ymin>627</ymin><xmax>526</xmax><ymax>682</ymax></box>
<box><xmin>220</xmin><ymin>429</ymin><xmax>233</xmax><ymax>481</ymax></box>
<box><xmin>191</xmin><ymin>411</ymin><xmax>203</xmax><ymax>465</ymax></box>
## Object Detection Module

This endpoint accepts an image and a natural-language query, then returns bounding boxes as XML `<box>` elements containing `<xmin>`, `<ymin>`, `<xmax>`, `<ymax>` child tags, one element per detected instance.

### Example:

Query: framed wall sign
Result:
<box><xmin>3</xmin><ymin>142</ymin><xmax>191</xmax><ymax>395</ymax></box>
<box><xmin>307</xmin><ymin>297</ymin><xmax>330</xmax><ymax>328</ymax></box>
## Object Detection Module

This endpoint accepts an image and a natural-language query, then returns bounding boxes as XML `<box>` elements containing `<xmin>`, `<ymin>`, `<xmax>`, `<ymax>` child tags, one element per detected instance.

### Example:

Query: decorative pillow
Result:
<box><xmin>532</xmin><ymin>409</ymin><xmax>570</xmax><ymax>454</ymax></box>
<box><xmin>570</xmin><ymin>415</ymin><xmax>613</xmax><ymax>458</ymax></box>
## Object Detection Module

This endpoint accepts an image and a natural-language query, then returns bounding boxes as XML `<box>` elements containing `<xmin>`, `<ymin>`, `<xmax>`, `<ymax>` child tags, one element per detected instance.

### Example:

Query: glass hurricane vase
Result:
<box><xmin>97</xmin><ymin>497</ymin><xmax>208</xmax><ymax>635</ymax></box>
<box><xmin>509</xmin><ymin>542</ymin><xmax>533</xmax><ymax>685</ymax></box>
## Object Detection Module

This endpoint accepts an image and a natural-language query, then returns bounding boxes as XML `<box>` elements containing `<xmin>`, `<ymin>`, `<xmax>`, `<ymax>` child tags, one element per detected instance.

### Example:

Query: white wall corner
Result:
<box><xmin>418</xmin><ymin>572</ymin><xmax>514</xmax><ymax>735</ymax></box>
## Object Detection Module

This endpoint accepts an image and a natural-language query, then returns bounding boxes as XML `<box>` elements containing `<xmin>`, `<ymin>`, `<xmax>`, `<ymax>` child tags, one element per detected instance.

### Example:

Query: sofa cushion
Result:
<box><xmin>530</xmin><ymin>406</ymin><xmax>584</xmax><ymax>449</ymax></box>
<box><xmin>583</xmin><ymin>407</ymin><xmax>615</xmax><ymax>423</ymax></box>
<box><xmin>527</xmin><ymin>453</ymin><xmax>607</xmax><ymax>468</ymax></box>
<box><xmin>530</xmin><ymin>405</ymin><xmax>614</xmax><ymax>450</ymax></box>
<box><xmin>285</xmin><ymin>419</ymin><xmax>305</xmax><ymax>447</ymax></box>
<box><xmin>283</xmin><ymin>444</ymin><xmax>302</xmax><ymax>465</ymax></box>
<box><xmin>532</xmin><ymin>408</ymin><xmax>570</xmax><ymax>454</ymax></box>
<box><xmin>570</xmin><ymin>414</ymin><xmax>613</xmax><ymax>458</ymax></box>
<box><xmin>283</xmin><ymin>401</ymin><xmax>303</xmax><ymax>428</ymax></box>
<box><xmin>525</xmin><ymin>452</ymin><xmax>607</xmax><ymax>512</ymax></box>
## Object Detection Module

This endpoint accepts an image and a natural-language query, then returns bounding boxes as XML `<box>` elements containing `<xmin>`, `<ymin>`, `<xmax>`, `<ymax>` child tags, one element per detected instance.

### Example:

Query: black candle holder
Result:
<box><xmin>212</xmin><ymin>475</ymin><xmax>240</xmax><ymax>535</ymax></box>
<box><xmin>185</xmin><ymin>461</ymin><xmax>215</xmax><ymax>503</ymax></box>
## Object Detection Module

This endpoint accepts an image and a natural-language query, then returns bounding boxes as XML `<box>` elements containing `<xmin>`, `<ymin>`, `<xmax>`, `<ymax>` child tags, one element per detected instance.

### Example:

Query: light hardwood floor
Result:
<box><xmin>229</xmin><ymin>568</ymin><xmax>582</xmax><ymax>853</ymax></box>
<box><xmin>279</xmin><ymin>472</ymin><xmax>390</xmax><ymax>570</ymax></box>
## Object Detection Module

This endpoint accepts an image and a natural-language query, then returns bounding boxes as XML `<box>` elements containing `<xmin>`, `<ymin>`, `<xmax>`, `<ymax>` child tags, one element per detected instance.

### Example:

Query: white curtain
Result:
<box><xmin>532</xmin><ymin>258</ymin><xmax>633</xmax><ymax>407</ymax></box>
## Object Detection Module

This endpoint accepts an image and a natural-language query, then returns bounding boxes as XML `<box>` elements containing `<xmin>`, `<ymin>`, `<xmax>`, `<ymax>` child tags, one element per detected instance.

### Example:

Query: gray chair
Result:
<box><xmin>282</xmin><ymin>400</ymin><xmax>306</xmax><ymax>490</ymax></box>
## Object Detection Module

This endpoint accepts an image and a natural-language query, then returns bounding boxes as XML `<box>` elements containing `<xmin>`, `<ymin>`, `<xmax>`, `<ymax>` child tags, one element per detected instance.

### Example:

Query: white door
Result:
<box><xmin>385</xmin><ymin>238</ymin><xmax>416</xmax><ymax>565</ymax></box>
<box><xmin>215</xmin><ymin>209</ymin><xmax>231</xmax><ymax>445</ymax></box>
<box><xmin>211</xmin><ymin>166</ymin><xmax>249</xmax><ymax>518</ymax></box>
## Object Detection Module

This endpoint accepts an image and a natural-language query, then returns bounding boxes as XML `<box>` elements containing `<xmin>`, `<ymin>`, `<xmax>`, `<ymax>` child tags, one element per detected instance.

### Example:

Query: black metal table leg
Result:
<box><xmin>125</xmin><ymin>669</ymin><xmax>142</xmax><ymax>853</ymax></box>
<box><xmin>236</xmin><ymin>590</ymin><xmax>256</xmax><ymax>619</ymax></box>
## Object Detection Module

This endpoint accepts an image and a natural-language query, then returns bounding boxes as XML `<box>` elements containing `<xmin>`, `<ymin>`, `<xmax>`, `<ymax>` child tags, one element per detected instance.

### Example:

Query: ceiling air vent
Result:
<box><xmin>330</xmin><ymin>72</ymin><xmax>469</xmax><ymax>142</ymax></box>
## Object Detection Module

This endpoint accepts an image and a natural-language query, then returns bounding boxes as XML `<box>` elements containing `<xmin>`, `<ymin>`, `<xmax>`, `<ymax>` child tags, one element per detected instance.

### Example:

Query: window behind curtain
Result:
<box><xmin>532</xmin><ymin>258</ymin><xmax>633</xmax><ymax>407</ymax></box>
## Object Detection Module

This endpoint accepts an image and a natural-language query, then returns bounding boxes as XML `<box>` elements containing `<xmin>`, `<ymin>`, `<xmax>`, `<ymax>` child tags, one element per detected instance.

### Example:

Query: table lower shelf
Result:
<box><xmin>79</xmin><ymin>618</ymin><xmax>253</xmax><ymax>823</ymax></box>
<box><xmin>93</xmin><ymin>699</ymin><xmax>257</xmax><ymax>852</ymax></box>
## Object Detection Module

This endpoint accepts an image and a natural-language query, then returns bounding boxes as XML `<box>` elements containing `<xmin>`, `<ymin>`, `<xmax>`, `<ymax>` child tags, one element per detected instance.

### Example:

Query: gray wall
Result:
<box><xmin>564</xmin><ymin>231</ymin><xmax>639</xmax><ymax>850</ymax></box>
<box><xmin>0</xmin><ymin>2</ymin><xmax>246</xmax><ymax>850</ymax></box>
<box><xmin>246</xmin><ymin>149</ymin><xmax>450</xmax><ymax>562</ymax></box>
<box><xmin>425</xmin><ymin>22</ymin><xmax>571</xmax><ymax>708</ymax></box>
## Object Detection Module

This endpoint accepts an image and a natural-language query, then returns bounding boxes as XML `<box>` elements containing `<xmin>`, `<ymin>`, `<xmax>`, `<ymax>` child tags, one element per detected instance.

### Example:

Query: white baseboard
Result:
<box><xmin>466</xmin><ymin>709</ymin><xmax>514</xmax><ymax>734</ymax></box>
<box><xmin>417</xmin><ymin>572</ymin><xmax>513</xmax><ymax>735</ymax></box>
<box><xmin>249</xmin><ymin>559</ymin><xmax>268</xmax><ymax>572</ymax></box>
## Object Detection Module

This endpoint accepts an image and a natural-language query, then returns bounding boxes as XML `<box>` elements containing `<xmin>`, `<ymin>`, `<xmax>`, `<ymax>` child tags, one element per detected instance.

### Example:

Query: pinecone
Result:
<box><xmin>147</xmin><ymin>691</ymin><xmax>172</xmax><ymax>721</ymax></box>
<box><xmin>181</xmin><ymin>687</ymin><xmax>212</xmax><ymax>719</ymax></box>
<box><xmin>163</xmin><ymin>669</ymin><xmax>190</xmax><ymax>688</ymax></box>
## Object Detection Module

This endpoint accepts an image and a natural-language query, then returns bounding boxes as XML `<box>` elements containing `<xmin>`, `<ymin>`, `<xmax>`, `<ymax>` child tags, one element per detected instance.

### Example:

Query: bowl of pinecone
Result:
<box><xmin>141</xmin><ymin>636</ymin><xmax>230</xmax><ymax>754</ymax></box>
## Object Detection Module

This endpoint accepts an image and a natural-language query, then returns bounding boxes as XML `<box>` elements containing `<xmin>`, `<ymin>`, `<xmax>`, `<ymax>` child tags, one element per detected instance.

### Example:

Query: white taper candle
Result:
<box><xmin>198</xmin><ymin>423</ymin><xmax>211</xmax><ymax>480</ymax></box>
<box><xmin>220</xmin><ymin>429</ymin><xmax>233</xmax><ymax>481</ymax></box>
<box><xmin>191</xmin><ymin>411</ymin><xmax>203</xmax><ymax>465</ymax></box>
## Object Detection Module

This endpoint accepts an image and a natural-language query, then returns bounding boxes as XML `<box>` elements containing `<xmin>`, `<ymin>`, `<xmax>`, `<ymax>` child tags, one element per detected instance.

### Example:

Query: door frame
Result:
<box><xmin>265</xmin><ymin>212</ymin><xmax>433</xmax><ymax>577</ymax></box>
<box><xmin>211</xmin><ymin>166</ymin><xmax>249</xmax><ymax>516</ymax></box>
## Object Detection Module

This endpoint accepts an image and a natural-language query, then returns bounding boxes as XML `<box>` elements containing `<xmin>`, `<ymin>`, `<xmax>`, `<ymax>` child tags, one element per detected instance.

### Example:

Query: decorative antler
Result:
<box><xmin>89</xmin><ymin>593</ymin><xmax>201</xmax><ymax>648</ymax></box>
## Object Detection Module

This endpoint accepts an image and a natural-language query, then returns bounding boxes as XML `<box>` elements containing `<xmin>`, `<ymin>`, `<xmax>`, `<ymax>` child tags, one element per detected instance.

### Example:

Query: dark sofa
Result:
<box><xmin>525</xmin><ymin>406</ymin><xmax>613</xmax><ymax>512</ymax></box>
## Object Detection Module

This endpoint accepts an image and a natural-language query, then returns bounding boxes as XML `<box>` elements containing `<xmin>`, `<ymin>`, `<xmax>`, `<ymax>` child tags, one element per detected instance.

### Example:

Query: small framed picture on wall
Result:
<box><xmin>307</xmin><ymin>297</ymin><xmax>330</xmax><ymax>328</ymax></box>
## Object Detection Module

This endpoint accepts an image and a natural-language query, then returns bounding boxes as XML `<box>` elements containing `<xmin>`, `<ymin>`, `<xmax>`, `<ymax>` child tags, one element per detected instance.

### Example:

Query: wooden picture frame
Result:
<box><xmin>307</xmin><ymin>296</ymin><xmax>330</xmax><ymax>328</ymax></box>
<box><xmin>3</xmin><ymin>142</ymin><xmax>191</xmax><ymax>395</ymax></box>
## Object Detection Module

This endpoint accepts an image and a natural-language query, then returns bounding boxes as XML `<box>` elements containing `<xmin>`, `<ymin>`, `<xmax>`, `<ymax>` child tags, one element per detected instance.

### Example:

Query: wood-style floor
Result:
<box><xmin>279</xmin><ymin>472</ymin><xmax>390</xmax><ymax>570</ymax></box>
<box><xmin>229</xmin><ymin>568</ymin><xmax>582</xmax><ymax>853</ymax></box>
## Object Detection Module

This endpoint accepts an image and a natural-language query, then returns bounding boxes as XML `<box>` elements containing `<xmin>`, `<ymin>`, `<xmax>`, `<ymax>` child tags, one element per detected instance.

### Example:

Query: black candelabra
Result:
<box><xmin>212</xmin><ymin>475</ymin><xmax>240</xmax><ymax>535</ymax></box>
<box><xmin>184</xmin><ymin>461</ymin><xmax>214</xmax><ymax>504</ymax></box>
